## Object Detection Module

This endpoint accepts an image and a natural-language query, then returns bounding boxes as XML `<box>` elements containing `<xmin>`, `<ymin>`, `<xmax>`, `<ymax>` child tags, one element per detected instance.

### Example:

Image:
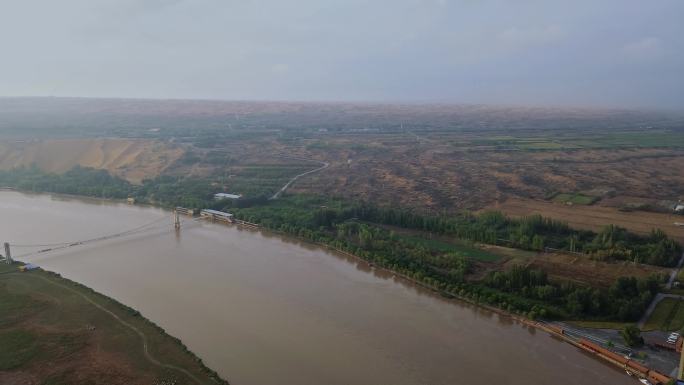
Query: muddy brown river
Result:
<box><xmin>0</xmin><ymin>191</ymin><xmax>637</xmax><ymax>385</ymax></box>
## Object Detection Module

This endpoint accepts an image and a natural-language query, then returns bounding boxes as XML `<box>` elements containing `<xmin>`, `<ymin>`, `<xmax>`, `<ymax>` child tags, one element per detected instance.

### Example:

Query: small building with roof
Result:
<box><xmin>214</xmin><ymin>193</ymin><xmax>242</xmax><ymax>201</ymax></box>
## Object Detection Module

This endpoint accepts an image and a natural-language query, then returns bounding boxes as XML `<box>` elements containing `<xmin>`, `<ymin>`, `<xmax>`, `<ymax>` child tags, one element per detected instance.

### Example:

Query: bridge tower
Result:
<box><xmin>3</xmin><ymin>242</ymin><xmax>11</xmax><ymax>264</ymax></box>
<box><xmin>174</xmin><ymin>210</ymin><xmax>181</xmax><ymax>230</ymax></box>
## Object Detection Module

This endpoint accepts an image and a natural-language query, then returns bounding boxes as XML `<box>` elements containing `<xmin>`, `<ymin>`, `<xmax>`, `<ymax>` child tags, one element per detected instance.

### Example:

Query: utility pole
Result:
<box><xmin>174</xmin><ymin>210</ymin><xmax>181</xmax><ymax>230</ymax></box>
<box><xmin>3</xmin><ymin>242</ymin><xmax>12</xmax><ymax>264</ymax></box>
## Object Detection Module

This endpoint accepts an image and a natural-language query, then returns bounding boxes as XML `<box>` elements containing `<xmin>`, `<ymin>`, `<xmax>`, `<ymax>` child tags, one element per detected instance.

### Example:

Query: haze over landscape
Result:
<box><xmin>2</xmin><ymin>2</ymin><xmax>684</xmax><ymax>385</ymax></box>
<box><xmin>1</xmin><ymin>0</ymin><xmax>684</xmax><ymax>108</ymax></box>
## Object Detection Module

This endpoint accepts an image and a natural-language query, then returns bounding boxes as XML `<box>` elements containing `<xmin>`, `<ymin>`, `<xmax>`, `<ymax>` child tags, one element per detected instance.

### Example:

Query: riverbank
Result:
<box><xmin>0</xmin><ymin>261</ymin><xmax>229</xmax><ymax>385</ymax></box>
<box><xmin>0</xmin><ymin>190</ymin><xmax>646</xmax><ymax>384</ymax></box>
<box><xmin>242</xmin><ymin>223</ymin><xmax>674</xmax><ymax>384</ymax></box>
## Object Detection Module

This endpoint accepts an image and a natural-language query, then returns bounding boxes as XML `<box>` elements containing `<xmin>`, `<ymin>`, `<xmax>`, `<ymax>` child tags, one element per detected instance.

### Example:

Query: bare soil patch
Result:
<box><xmin>524</xmin><ymin>253</ymin><xmax>669</xmax><ymax>288</ymax></box>
<box><xmin>0</xmin><ymin>139</ymin><xmax>183</xmax><ymax>184</ymax></box>
<box><xmin>490</xmin><ymin>197</ymin><xmax>684</xmax><ymax>244</ymax></box>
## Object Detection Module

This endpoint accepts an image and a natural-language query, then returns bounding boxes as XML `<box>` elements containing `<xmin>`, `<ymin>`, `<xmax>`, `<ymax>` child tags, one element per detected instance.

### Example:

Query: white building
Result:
<box><xmin>214</xmin><ymin>193</ymin><xmax>242</xmax><ymax>200</ymax></box>
<box><xmin>200</xmin><ymin>209</ymin><xmax>234</xmax><ymax>223</ymax></box>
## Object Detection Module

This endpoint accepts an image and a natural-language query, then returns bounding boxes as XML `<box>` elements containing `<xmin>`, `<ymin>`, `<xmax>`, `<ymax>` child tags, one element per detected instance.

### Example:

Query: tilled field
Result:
<box><xmin>524</xmin><ymin>253</ymin><xmax>670</xmax><ymax>288</ymax></box>
<box><xmin>490</xmin><ymin>197</ymin><xmax>684</xmax><ymax>244</ymax></box>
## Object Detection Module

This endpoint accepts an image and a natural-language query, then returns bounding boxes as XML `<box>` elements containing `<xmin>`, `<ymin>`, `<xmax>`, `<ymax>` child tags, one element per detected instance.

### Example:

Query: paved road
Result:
<box><xmin>549</xmin><ymin>321</ymin><xmax>681</xmax><ymax>376</ymax></box>
<box><xmin>638</xmin><ymin>252</ymin><xmax>684</xmax><ymax>328</ymax></box>
<box><xmin>666</xmin><ymin>252</ymin><xmax>684</xmax><ymax>289</ymax></box>
<box><xmin>552</xmin><ymin>321</ymin><xmax>632</xmax><ymax>354</ymax></box>
<box><xmin>270</xmin><ymin>159</ymin><xmax>329</xmax><ymax>200</ymax></box>
<box><xmin>638</xmin><ymin>293</ymin><xmax>684</xmax><ymax>329</ymax></box>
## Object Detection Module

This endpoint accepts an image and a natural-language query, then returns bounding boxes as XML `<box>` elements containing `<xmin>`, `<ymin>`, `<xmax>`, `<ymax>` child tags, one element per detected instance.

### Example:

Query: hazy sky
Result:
<box><xmin>1</xmin><ymin>0</ymin><xmax>683</xmax><ymax>109</ymax></box>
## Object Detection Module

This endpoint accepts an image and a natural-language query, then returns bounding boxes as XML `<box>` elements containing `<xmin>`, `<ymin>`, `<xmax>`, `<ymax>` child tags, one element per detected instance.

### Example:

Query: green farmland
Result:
<box><xmin>398</xmin><ymin>235</ymin><xmax>501</xmax><ymax>262</ymax></box>
<box><xmin>551</xmin><ymin>193</ymin><xmax>599</xmax><ymax>205</ymax></box>
<box><xmin>643</xmin><ymin>298</ymin><xmax>684</xmax><ymax>332</ymax></box>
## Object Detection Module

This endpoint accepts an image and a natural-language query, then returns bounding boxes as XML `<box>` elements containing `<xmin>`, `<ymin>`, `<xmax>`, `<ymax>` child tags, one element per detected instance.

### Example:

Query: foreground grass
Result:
<box><xmin>643</xmin><ymin>298</ymin><xmax>684</xmax><ymax>332</ymax></box>
<box><xmin>0</xmin><ymin>262</ymin><xmax>227</xmax><ymax>385</ymax></box>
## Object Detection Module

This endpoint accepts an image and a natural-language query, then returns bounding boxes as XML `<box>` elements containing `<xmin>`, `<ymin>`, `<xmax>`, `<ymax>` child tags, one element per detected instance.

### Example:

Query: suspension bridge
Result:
<box><xmin>1</xmin><ymin>209</ymin><xmax>199</xmax><ymax>264</ymax></box>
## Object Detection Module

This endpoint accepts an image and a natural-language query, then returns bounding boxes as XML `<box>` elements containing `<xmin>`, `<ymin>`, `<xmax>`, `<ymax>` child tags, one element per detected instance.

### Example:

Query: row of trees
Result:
<box><xmin>485</xmin><ymin>267</ymin><xmax>659</xmax><ymax>320</ymax></box>
<box><xmin>0</xmin><ymin>166</ymin><xmax>133</xmax><ymax>199</ymax></box>
<box><xmin>3</xmin><ymin>166</ymin><xmax>679</xmax><ymax>268</ymax></box>
<box><xmin>0</xmin><ymin>166</ymin><xmax>273</xmax><ymax>210</ymax></box>
<box><xmin>0</xmin><ymin>169</ymin><xmax>675</xmax><ymax>321</ymax></box>
<box><xmin>305</xmin><ymin>202</ymin><xmax>682</xmax><ymax>267</ymax></box>
<box><xmin>230</xmin><ymin>195</ymin><xmax>668</xmax><ymax>321</ymax></box>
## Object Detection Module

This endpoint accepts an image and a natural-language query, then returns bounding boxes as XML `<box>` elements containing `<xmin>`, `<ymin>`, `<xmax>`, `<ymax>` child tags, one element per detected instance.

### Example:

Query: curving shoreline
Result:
<box><xmin>2</xmin><ymin>189</ymin><xmax>657</xmax><ymax>384</ymax></box>
<box><xmin>0</xmin><ymin>261</ymin><xmax>230</xmax><ymax>385</ymax></box>
<box><xmin>247</xmin><ymin>224</ymin><xmax>671</xmax><ymax>384</ymax></box>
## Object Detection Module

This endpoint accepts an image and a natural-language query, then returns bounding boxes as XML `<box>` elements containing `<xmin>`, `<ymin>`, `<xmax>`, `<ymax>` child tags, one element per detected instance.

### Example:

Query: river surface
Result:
<box><xmin>0</xmin><ymin>191</ymin><xmax>637</xmax><ymax>385</ymax></box>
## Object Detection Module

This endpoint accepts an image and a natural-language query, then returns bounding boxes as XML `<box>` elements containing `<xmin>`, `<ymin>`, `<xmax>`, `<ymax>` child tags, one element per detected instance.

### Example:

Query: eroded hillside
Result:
<box><xmin>0</xmin><ymin>139</ymin><xmax>183</xmax><ymax>183</ymax></box>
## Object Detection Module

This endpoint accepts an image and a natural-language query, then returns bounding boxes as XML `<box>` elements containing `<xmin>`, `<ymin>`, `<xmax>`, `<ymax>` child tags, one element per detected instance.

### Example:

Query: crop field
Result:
<box><xmin>643</xmin><ymin>298</ymin><xmax>684</xmax><ymax>332</ymax></box>
<box><xmin>398</xmin><ymin>235</ymin><xmax>501</xmax><ymax>262</ymax></box>
<box><xmin>525</xmin><ymin>253</ymin><xmax>670</xmax><ymax>288</ymax></box>
<box><xmin>449</xmin><ymin>132</ymin><xmax>684</xmax><ymax>151</ymax></box>
<box><xmin>491</xmin><ymin>197</ymin><xmax>684</xmax><ymax>244</ymax></box>
<box><xmin>551</xmin><ymin>193</ymin><xmax>598</xmax><ymax>205</ymax></box>
<box><xmin>570</xmin><ymin>132</ymin><xmax>684</xmax><ymax>149</ymax></box>
<box><xmin>0</xmin><ymin>263</ymin><xmax>224</xmax><ymax>385</ymax></box>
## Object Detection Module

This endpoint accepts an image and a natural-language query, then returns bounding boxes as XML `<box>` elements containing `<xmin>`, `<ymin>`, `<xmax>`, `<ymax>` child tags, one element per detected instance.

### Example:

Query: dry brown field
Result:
<box><xmin>522</xmin><ymin>253</ymin><xmax>670</xmax><ymax>288</ymax></box>
<box><xmin>489</xmin><ymin>197</ymin><xmax>684</xmax><ymax>244</ymax></box>
<box><xmin>284</xmin><ymin>133</ymin><xmax>684</xmax><ymax>214</ymax></box>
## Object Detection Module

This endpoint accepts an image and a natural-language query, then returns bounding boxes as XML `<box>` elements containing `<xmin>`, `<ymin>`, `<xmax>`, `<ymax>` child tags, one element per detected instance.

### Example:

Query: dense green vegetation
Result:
<box><xmin>0</xmin><ymin>159</ymin><xmax>318</xmax><ymax>203</ymax></box>
<box><xmin>0</xmin><ymin>166</ymin><xmax>132</xmax><ymax>199</ymax></box>
<box><xmin>0</xmin><ymin>166</ymin><xmax>271</xmax><ymax>208</ymax></box>
<box><xmin>485</xmin><ymin>269</ymin><xmax>659</xmax><ymax>321</ymax></box>
<box><xmin>225</xmin><ymin>194</ymin><xmax>668</xmax><ymax>321</ymax></box>
<box><xmin>1</xmin><ymin>167</ymin><xmax>680</xmax><ymax>322</ymax></box>
<box><xmin>621</xmin><ymin>325</ymin><xmax>644</xmax><ymax>347</ymax></box>
<box><xmin>226</xmin><ymin>195</ymin><xmax>680</xmax><ymax>266</ymax></box>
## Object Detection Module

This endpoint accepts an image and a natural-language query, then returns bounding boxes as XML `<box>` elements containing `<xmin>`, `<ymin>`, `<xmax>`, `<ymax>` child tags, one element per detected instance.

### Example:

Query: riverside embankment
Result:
<box><xmin>0</xmin><ymin>190</ymin><xmax>639</xmax><ymax>385</ymax></box>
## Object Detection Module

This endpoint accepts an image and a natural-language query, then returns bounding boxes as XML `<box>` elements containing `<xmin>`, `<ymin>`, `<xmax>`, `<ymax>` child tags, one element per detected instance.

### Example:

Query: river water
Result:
<box><xmin>0</xmin><ymin>191</ymin><xmax>636</xmax><ymax>385</ymax></box>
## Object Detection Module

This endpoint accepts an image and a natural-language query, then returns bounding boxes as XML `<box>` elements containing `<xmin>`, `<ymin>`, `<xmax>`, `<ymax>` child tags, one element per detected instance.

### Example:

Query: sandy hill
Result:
<box><xmin>0</xmin><ymin>139</ymin><xmax>183</xmax><ymax>183</ymax></box>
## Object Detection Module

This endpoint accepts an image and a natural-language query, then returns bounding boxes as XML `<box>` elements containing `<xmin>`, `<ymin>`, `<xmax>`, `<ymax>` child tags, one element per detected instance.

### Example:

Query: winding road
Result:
<box><xmin>638</xmin><ymin>252</ymin><xmax>684</xmax><ymax>328</ymax></box>
<box><xmin>270</xmin><ymin>157</ymin><xmax>329</xmax><ymax>200</ymax></box>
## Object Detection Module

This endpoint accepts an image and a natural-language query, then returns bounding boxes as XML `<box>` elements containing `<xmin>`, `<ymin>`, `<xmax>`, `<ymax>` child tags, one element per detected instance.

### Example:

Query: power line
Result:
<box><xmin>9</xmin><ymin>216</ymin><xmax>203</xmax><ymax>260</ymax></box>
<box><xmin>11</xmin><ymin>216</ymin><xmax>171</xmax><ymax>248</ymax></box>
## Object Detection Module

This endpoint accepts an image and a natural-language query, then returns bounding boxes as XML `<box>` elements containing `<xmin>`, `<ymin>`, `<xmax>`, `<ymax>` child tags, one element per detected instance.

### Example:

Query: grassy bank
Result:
<box><xmin>643</xmin><ymin>298</ymin><xmax>684</xmax><ymax>332</ymax></box>
<box><xmin>0</xmin><ymin>262</ymin><xmax>228</xmax><ymax>385</ymax></box>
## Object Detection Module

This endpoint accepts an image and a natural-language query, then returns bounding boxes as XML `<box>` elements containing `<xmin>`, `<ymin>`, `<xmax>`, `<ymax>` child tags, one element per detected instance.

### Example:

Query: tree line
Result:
<box><xmin>0</xmin><ymin>167</ymin><xmax>676</xmax><ymax>321</ymax></box>
<box><xmin>305</xmin><ymin>201</ymin><xmax>681</xmax><ymax>267</ymax></box>
<box><xmin>229</xmin><ymin>195</ymin><xmax>668</xmax><ymax>321</ymax></box>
